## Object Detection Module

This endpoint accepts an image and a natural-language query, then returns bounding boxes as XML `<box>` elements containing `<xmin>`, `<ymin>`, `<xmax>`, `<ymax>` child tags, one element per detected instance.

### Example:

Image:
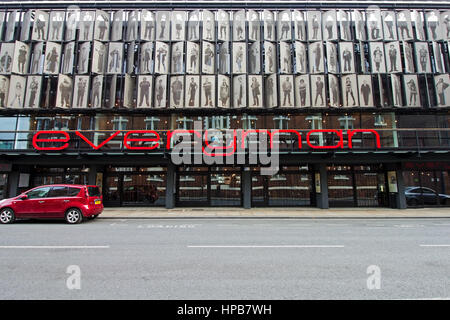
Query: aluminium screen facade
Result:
<box><xmin>0</xmin><ymin>1</ymin><xmax>449</xmax><ymax>209</ymax></box>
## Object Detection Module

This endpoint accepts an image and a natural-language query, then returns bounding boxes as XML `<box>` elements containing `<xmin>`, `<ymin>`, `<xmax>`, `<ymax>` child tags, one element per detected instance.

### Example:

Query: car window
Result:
<box><xmin>67</xmin><ymin>187</ymin><xmax>81</xmax><ymax>197</ymax></box>
<box><xmin>422</xmin><ymin>188</ymin><xmax>435</xmax><ymax>194</ymax></box>
<box><xmin>87</xmin><ymin>186</ymin><xmax>101</xmax><ymax>197</ymax></box>
<box><xmin>407</xmin><ymin>188</ymin><xmax>420</xmax><ymax>194</ymax></box>
<box><xmin>26</xmin><ymin>187</ymin><xmax>51</xmax><ymax>199</ymax></box>
<box><xmin>47</xmin><ymin>186</ymin><xmax>68</xmax><ymax>198</ymax></box>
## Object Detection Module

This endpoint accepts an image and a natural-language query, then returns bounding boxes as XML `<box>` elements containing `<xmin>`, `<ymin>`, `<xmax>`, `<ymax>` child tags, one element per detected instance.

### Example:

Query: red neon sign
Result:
<box><xmin>32</xmin><ymin>129</ymin><xmax>381</xmax><ymax>152</ymax></box>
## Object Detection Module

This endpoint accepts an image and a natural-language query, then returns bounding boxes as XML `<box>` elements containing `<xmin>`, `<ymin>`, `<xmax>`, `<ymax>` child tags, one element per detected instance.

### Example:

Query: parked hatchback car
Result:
<box><xmin>0</xmin><ymin>184</ymin><xmax>103</xmax><ymax>224</ymax></box>
<box><xmin>405</xmin><ymin>186</ymin><xmax>450</xmax><ymax>206</ymax></box>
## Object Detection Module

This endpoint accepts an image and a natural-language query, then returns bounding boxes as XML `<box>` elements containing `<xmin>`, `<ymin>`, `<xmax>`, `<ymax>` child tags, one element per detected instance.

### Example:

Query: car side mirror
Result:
<box><xmin>19</xmin><ymin>194</ymin><xmax>28</xmax><ymax>200</ymax></box>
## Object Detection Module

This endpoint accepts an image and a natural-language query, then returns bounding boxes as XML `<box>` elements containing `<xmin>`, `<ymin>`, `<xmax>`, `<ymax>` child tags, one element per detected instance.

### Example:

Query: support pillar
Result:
<box><xmin>314</xmin><ymin>164</ymin><xmax>329</xmax><ymax>209</ymax></box>
<box><xmin>395</xmin><ymin>169</ymin><xmax>407</xmax><ymax>209</ymax></box>
<box><xmin>242</xmin><ymin>167</ymin><xmax>252</xmax><ymax>209</ymax></box>
<box><xmin>88</xmin><ymin>165</ymin><xmax>98</xmax><ymax>186</ymax></box>
<box><xmin>165</xmin><ymin>163</ymin><xmax>176</xmax><ymax>209</ymax></box>
<box><xmin>7</xmin><ymin>170</ymin><xmax>20</xmax><ymax>197</ymax></box>
<box><xmin>8</xmin><ymin>165</ymin><xmax>31</xmax><ymax>197</ymax></box>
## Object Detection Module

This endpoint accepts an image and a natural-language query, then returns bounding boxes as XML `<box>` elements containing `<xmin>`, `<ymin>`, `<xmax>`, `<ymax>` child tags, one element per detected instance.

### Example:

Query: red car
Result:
<box><xmin>0</xmin><ymin>184</ymin><xmax>103</xmax><ymax>224</ymax></box>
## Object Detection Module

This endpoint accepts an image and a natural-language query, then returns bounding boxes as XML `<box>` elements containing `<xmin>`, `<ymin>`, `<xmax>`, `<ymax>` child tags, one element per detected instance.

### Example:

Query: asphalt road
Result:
<box><xmin>1</xmin><ymin>218</ymin><xmax>450</xmax><ymax>300</ymax></box>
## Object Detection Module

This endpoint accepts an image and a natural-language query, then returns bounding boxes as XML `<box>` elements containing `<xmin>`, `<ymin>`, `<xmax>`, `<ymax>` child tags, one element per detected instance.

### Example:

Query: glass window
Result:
<box><xmin>407</xmin><ymin>187</ymin><xmax>421</xmax><ymax>194</ymax></box>
<box><xmin>67</xmin><ymin>187</ymin><xmax>81</xmax><ymax>197</ymax></box>
<box><xmin>210</xmin><ymin>173</ymin><xmax>242</xmax><ymax>206</ymax></box>
<box><xmin>32</xmin><ymin>176</ymin><xmax>64</xmax><ymax>186</ymax></box>
<box><xmin>267</xmin><ymin>173</ymin><xmax>312</xmax><ymax>206</ymax></box>
<box><xmin>47</xmin><ymin>186</ymin><xmax>68</xmax><ymax>198</ymax></box>
<box><xmin>281</xmin><ymin>166</ymin><xmax>309</xmax><ymax>171</ymax></box>
<box><xmin>211</xmin><ymin>167</ymin><xmax>240</xmax><ymax>172</ymax></box>
<box><xmin>87</xmin><ymin>186</ymin><xmax>101</xmax><ymax>197</ymax></box>
<box><xmin>66</xmin><ymin>167</ymin><xmax>88</xmax><ymax>173</ymax></box>
<box><xmin>421</xmin><ymin>187</ymin><xmax>435</xmax><ymax>194</ymax></box>
<box><xmin>132</xmin><ymin>116</ymin><xmax>171</xmax><ymax>130</ymax></box>
<box><xmin>175</xmin><ymin>116</ymin><xmax>202</xmax><ymax>130</ymax></box>
<box><xmin>107</xmin><ymin>167</ymin><xmax>136</xmax><ymax>172</ymax></box>
<box><xmin>34</xmin><ymin>167</ymin><xmax>65</xmax><ymax>173</ymax></box>
<box><xmin>178</xmin><ymin>167</ymin><xmax>208</xmax><ymax>172</ymax></box>
<box><xmin>397</xmin><ymin>114</ymin><xmax>438</xmax><ymax>128</ymax></box>
<box><xmin>0</xmin><ymin>117</ymin><xmax>17</xmax><ymax>150</ymax></box>
<box><xmin>15</xmin><ymin>116</ymin><xmax>31</xmax><ymax>150</ymax></box>
<box><xmin>139</xmin><ymin>167</ymin><xmax>167</xmax><ymax>172</ymax></box>
<box><xmin>26</xmin><ymin>187</ymin><xmax>51</xmax><ymax>199</ymax></box>
<box><xmin>240</xmin><ymin>114</ymin><xmax>262</xmax><ymax>130</ymax></box>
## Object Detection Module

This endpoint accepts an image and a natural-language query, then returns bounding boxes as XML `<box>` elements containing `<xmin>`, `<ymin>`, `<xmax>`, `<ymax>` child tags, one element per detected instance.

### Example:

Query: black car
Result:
<box><xmin>405</xmin><ymin>187</ymin><xmax>450</xmax><ymax>206</ymax></box>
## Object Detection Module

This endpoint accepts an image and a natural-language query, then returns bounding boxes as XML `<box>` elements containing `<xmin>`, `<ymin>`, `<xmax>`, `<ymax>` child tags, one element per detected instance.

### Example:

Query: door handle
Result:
<box><xmin>63</xmin><ymin>200</ymin><xmax>70</xmax><ymax>203</ymax></box>
<box><xmin>38</xmin><ymin>201</ymin><xmax>45</xmax><ymax>203</ymax></box>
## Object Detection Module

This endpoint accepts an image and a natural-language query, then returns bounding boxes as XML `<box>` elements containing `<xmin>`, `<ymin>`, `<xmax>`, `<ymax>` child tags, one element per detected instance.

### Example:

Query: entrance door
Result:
<box><xmin>329</xmin><ymin>166</ymin><xmax>388</xmax><ymax>208</ymax></box>
<box><xmin>251</xmin><ymin>171</ymin><xmax>314</xmax><ymax>207</ymax></box>
<box><xmin>103</xmin><ymin>173</ymin><xmax>166</xmax><ymax>207</ymax></box>
<box><xmin>177</xmin><ymin>174</ymin><xmax>209</xmax><ymax>206</ymax></box>
<box><xmin>176</xmin><ymin>170</ymin><xmax>243</xmax><ymax>207</ymax></box>
<box><xmin>328</xmin><ymin>172</ymin><xmax>354</xmax><ymax>207</ymax></box>
<box><xmin>210</xmin><ymin>173</ymin><xmax>242</xmax><ymax>206</ymax></box>
<box><xmin>104</xmin><ymin>175</ymin><xmax>121</xmax><ymax>206</ymax></box>
<box><xmin>122</xmin><ymin>174</ymin><xmax>164</xmax><ymax>206</ymax></box>
<box><xmin>354</xmin><ymin>172</ymin><xmax>388</xmax><ymax>207</ymax></box>
<box><xmin>251</xmin><ymin>175</ymin><xmax>267</xmax><ymax>206</ymax></box>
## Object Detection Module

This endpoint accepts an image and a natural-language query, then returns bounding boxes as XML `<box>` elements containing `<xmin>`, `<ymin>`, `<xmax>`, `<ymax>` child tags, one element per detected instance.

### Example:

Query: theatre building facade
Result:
<box><xmin>0</xmin><ymin>0</ymin><xmax>449</xmax><ymax>209</ymax></box>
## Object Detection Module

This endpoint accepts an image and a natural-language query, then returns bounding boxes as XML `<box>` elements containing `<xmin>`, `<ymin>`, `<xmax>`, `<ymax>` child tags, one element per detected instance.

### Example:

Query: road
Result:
<box><xmin>0</xmin><ymin>218</ymin><xmax>449</xmax><ymax>300</ymax></box>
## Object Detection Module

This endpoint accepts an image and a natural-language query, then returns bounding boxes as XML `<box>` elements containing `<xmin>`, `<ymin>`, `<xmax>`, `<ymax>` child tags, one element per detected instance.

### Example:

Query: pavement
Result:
<box><xmin>1</xmin><ymin>218</ymin><xmax>450</xmax><ymax>299</ymax></box>
<box><xmin>100</xmin><ymin>207</ymin><xmax>450</xmax><ymax>218</ymax></box>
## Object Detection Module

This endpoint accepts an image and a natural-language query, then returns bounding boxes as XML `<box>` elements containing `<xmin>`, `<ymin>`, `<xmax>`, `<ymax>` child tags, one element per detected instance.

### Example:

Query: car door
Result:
<box><xmin>44</xmin><ymin>186</ymin><xmax>68</xmax><ymax>217</ymax></box>
<box><xmin>13</xmin><ymin>187</ymin><xmax>51</xmax><ymax>217</ymax></box>
<box><xmin>421</xmin><ymin>188</ymin><xmax>438</xmax><ymax>205</ymax></box>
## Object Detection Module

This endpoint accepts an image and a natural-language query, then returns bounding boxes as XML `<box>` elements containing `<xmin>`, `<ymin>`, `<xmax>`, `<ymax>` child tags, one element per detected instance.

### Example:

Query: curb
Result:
<box><xmin>98</xmin><ymin>216</ymin><xmax>450</xmax><ymax>219</ymax></box>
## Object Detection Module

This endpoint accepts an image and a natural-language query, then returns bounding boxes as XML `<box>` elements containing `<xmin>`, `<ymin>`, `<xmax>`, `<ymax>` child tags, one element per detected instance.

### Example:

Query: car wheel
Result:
<box><xmin>0</xmin><ymin>208</ymin><xmax>15</xmax><ymax>224</ymax></box>
<box><xmin>65</xmin><ymin>208</ymin><xmax>83</xmax><ymax>224</ymax></box>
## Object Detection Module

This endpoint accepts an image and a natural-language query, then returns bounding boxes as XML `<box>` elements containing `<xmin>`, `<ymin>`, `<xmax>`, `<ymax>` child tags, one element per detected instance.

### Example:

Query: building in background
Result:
<box><xmin>0</xmin><ymin>0</ymin><xmax>449</xmax><ymax>209</ymax></box>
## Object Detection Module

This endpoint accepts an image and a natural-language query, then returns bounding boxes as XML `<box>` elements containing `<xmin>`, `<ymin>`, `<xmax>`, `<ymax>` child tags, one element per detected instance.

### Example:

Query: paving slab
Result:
<box><xmin>99</xmin><ymin>207</ymin><xmax>450</xmax><ymax>218</ymax></box>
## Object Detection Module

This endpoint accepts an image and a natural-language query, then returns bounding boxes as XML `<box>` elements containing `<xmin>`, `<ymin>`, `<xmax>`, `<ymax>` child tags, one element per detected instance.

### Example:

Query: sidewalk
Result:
<box><xmin>100</xmin><ymin>207</ymin><xmax>450</xmax><ymax>218</ymax></box>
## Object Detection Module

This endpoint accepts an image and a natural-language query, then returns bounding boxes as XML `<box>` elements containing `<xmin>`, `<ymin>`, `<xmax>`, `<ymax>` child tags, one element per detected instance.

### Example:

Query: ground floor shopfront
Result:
<box><xmin>2</xmin><ymin>160</ymin><xmax>449</xmax><ymax>209</ymax></box>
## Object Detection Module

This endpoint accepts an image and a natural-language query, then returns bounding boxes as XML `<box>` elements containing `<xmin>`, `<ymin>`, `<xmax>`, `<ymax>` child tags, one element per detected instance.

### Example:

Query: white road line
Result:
<box><xmin>0</xmin><ymin>246</ymin><xmax>110</xmax><ymax>249</ymax></box>
<box><xmin>188</xmin><ymin>245</ymin><xmax>345</xmax><ymax>248</ymax></box>
<box><xmin>420</xmin><ymin>245</ymin><xmax>450</xmax><ymax>247</ymax></box>
<box><xmin>400</xmin><ymin>298</ymin><xmax>450</xmax><ymax>300</ymax></box>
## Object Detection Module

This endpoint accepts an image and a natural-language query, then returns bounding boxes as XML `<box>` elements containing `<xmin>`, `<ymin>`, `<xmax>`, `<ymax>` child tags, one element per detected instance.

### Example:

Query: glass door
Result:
<box><xmin>122</xmin><ymin>174</ymin><xmax>166</xmax><ymax>206</ymax></box>
<box><xmin>103</xmin><ymin>175</ymin><xmax>121</xmax><ymax>206</ymax></box>
<box><xmin>328</xmin><ymin>172</ymin><xmax>355</xmax><ymax>207</ymax></box>
<box><xmin>251</xmin><ymin>175</ymin><xmax>267</xmax><ymax>206</ymax></box>
<box><xmin>268</xmin><ymin>173</ymin><xmax>313</xmax><ymax>206</ymax></box>
<box><xmin>355</xmin><ymin>172</ymin><xmax>379</xmax><ymax>207</ymax></box>
<box><xmin>177</xmin><ymin>174</ymin><xmax>209</xmax><ymax>206</ymax></box>
<box><xmin>210</xmin><ymin>173</ymin><xmax>242</xmax><ymax>206</ymax></box>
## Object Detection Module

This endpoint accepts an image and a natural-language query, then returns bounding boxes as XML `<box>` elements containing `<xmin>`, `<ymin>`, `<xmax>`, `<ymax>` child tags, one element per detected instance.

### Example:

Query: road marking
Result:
<box><xmin>0</xmin><ymin>246</ymin><xmax>110</xmax><ymax>249</ymax></box>
<box><xmin>394</xmin><ymin>224</ymin><xmax>424</xmax><ymax>228</ymax></box>
<box><xmin>420</xmin><ymin>244</ymin><xmax>450</xmax><ymax>247</ymax></box>
<box><xmin>188</xmin><ymin>245</ymin><xmax>345</xmax><ymax>248</ymax></box>
<box><xmin>401</xmin><ymin>298</ymin><xmax>450</xmax><ymax>300</ymax></box>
